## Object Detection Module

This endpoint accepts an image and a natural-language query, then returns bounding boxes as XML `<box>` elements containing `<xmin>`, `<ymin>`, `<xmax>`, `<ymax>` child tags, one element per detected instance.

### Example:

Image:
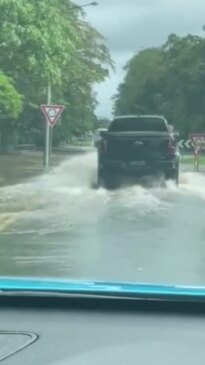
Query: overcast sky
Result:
<box><xmin>75</xmin><ymin>0</ymin><xmax>205</xmax><ymax>118</ymax></box>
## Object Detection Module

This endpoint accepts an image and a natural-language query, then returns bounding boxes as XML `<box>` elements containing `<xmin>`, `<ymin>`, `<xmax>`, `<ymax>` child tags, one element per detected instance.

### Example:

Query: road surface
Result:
<box><xmin>0</xmin><ymin>152</ymin><xmax>205</xmax><ymax>286</ymax></box>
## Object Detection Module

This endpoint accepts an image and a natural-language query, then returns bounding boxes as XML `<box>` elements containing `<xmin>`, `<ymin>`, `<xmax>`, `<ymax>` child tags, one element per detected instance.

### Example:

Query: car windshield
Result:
<box><xmin>0</xmin><ymin>0</ymin><xmax>204</xmax><ymax>293</ymax></box>
<box><xmin>109</xmin><ymin>117</ymin><xmax>168</xmax><ymax>132</ymax></box>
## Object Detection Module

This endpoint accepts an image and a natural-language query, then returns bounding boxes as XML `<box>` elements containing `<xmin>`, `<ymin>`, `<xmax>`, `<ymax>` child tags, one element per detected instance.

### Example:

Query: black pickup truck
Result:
<box><xmin>97</xmin><ymin>115</ymin><xmax>179</xmax><ymax>188</ymax></box>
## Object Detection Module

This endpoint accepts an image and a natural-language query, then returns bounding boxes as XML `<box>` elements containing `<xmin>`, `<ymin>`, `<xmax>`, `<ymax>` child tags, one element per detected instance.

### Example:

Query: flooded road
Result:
<box><xmin>0</xmin><ymin>152</ymin><xmax>205</xmax><ymax>286</ymax></box>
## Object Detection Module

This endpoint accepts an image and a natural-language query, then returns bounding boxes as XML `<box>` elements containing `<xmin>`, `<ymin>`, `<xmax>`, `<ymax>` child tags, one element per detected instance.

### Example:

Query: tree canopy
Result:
<box><xmin>0</xmin><ymin>71</ymin><xmax>23</xmax><ymax>151</ymax></box>
<box><xmin>0</xmin><ymin>0</ymin><xmax>112</xmax><ymax>149</ymax></box>
<box><xmin>114</xmin><ymin>33</ymin><xmax>205</xmax><ymax>137</ymax></box>
<box><xmin>0</xmin><ymin>72</ymin><xmax>22</xmax><ymax>119</ymax></box>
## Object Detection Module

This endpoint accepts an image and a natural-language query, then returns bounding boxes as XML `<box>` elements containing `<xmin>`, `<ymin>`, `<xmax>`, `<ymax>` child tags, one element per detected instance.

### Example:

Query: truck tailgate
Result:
<box><xmin>104</xmin><ymin>132</ymin><xmax>171</xmax><ymax>161</ymax></box>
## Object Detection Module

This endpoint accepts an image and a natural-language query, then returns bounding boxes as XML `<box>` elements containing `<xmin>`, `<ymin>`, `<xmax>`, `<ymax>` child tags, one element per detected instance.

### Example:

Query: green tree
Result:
<box><xmin>0</xmin><ymin>72</ymin><xmax>23</xmax><ymax>151</ymax></box>
<box><xmin>0</xmin><ymin>0</ymin><xmax>112</xmax><ymax>146</ymax></box>
<box><xmin>114</xmin><ymin>33</ymin><xmax>205</xmax><ymax>137</ymax></box>
<box><xmin>113</xmin><ymin>48</ymin><xmax>164</xmax><ymax>115</ymax></box>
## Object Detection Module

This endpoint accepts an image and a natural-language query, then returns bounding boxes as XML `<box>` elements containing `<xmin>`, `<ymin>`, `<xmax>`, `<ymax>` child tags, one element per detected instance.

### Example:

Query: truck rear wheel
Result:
<box><xmin>165</xmin><ymin>168</ymin><xmax>179</xmax><ymax>185</ymax></box>
<box><xmin>97</xmin><ymin>170</ymin><xmax>117</xmax><ymax>190</ymax></box>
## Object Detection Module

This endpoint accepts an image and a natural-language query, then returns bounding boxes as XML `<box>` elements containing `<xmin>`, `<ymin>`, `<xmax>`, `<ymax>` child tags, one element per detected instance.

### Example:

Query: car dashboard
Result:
<box><xmin>0</xmin><ymin>293</ymin><xmax>205</xmax><ymax>364</ymax></box>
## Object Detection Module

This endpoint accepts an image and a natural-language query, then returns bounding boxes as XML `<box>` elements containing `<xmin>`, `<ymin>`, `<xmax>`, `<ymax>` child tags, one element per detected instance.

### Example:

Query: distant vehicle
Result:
<box><xmin>97</xmin><ymin>115</ymin><xmax>179</xmax><ymax>188</ymax></box>
<box><xmin>93</xmin><ymin>128</ymin><xmax>107</xmax><ymax>148</ymax></box>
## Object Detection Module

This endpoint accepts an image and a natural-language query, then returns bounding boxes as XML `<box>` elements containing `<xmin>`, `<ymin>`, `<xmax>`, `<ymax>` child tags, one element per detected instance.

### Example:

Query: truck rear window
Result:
<box><xmin>109</xmin><ymin>117</ymin><xmax>168</xmax><ymax>132</ymax></box>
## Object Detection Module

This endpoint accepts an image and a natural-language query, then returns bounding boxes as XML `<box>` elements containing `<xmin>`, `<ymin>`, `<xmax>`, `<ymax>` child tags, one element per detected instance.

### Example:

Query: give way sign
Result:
<box><xmin>41</xmin><ymin>104</ymin><xmax>64</xmax><ymax>127</ymax></box>
<box><xmin>190</xmin><ymin>133</ymin><xmax>205</xmax><ymax>154</ymax></box>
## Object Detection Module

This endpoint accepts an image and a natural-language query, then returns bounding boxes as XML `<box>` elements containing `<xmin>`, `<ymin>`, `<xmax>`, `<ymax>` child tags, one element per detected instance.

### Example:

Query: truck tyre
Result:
<box><xmin>97</xmin><ymin>170</ymin><xmax>117</xmax><ymax>190</ymax></box>
<box><xmin>165</xmin><ymin>168</ymin><xmax>179</xmax><ymax>185</ymax></box>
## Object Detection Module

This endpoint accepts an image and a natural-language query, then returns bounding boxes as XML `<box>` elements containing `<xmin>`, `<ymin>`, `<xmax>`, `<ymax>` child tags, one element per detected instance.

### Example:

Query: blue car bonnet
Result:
<box><xmin>0</xmin><ymin>277</ymin><xmax>204</xmax><ymax>301</ymax></box>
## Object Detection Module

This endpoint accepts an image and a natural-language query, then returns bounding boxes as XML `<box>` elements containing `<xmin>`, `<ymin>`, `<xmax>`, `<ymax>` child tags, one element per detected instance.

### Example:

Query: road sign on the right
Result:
<box><xmin>189</xmin><ymin>133</ymin><xmax>205</xmax><ymax>171</ymax></box>
<box><xmin>190</xmin><ymin>133</ymin><xmax>205</xmax><ymax>157</ymax></box>
<box><xmin>41</xmin><ymin>105</ymin><xmax>64</xmax><ymax>127</ymax></box>
<box><xmin>190</xmin><ymin>134</ymin><xmax>205</xmax><ymax>149</ymax></box>
<box><xmin>178</xmin><ymin>139</ymin><xmax>193</xmax><ymax>149</ymax></box>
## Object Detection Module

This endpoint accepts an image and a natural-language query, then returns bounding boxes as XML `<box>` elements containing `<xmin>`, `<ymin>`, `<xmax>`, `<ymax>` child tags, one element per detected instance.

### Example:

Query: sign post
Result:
<box><xmin>44</xmin><ymin>83</ymin><xmax>51</xmax><ymax>168</ymax></box>
<box><xmin>190</xmin><ymin>134</ymin><xmax>205</xmax><ymax>172</ymax></box>
<box><xmin>41</xmin><ymin>101</ymin><xmax>64</xmax><ymax>169</ymax></box>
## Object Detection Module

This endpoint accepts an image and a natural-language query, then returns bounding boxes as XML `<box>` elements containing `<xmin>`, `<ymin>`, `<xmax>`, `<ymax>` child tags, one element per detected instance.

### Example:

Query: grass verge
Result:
<box><xmin>182</xmin><ymin>155</ymin><xmax>205</xmax><ymax>165</ymax></box>
<box><xmin>0</xmin><ymin>152</ymin><xmax>66</xmax><ymax>187</ymax></box>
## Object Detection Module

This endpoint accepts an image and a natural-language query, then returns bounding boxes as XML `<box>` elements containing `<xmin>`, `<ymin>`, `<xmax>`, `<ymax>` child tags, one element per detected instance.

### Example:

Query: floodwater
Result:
<box><xmin>0</xmin><ymin>152</ymin><xmax>204</xmax><ymax>286</ymax></box>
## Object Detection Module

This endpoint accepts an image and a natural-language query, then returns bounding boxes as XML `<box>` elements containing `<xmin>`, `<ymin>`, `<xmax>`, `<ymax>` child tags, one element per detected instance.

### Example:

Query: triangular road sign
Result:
<box><xmin>41</xmin><ymin>104</ymin><xmax>64</xmax><ymax>127</ymax></box>
<box><xmin>190</xmin><ymin>133</ymin><xmax>205</xmax><ymax>155</ymax></box>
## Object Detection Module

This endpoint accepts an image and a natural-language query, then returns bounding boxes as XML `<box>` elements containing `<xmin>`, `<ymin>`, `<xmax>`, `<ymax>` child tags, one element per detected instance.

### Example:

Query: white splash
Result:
<box><xmin>0</xmin><ymin>154</ymin><xmax>205</xmax><ymax>233</ymax></box>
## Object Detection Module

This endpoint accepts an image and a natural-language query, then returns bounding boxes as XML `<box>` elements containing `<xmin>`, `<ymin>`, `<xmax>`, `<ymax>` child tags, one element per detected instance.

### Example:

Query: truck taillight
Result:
<box><xmin>100</xmin><ymin>139</ymin><xmax>107</xmax><ymax>153</ymax></box>
<box><xmin>168</xmin><ymin>139</ymin><xmax>175</xmax><ymax>156</ymax></box>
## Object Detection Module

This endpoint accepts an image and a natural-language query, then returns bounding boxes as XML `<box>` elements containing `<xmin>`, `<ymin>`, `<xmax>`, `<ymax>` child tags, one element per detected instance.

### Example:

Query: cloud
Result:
<box><xmin>75</xmin><ymin>0</ymin><xmax>205</xmax><ymax>117</ymax></box>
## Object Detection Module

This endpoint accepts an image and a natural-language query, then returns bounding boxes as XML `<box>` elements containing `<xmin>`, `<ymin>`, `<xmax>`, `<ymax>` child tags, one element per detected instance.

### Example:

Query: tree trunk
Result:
<box><xmin>0</xmin><ymin>122</ymin><xmax>16</xmax><ymax>154</ymax></box>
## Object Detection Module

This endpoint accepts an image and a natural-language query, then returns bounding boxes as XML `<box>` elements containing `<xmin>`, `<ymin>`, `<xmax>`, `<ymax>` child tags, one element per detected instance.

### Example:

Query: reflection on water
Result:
<box><xmin>0</xmin><ymin>153</ymin><xmax>205</xmax><ymax>285</ymax></box>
